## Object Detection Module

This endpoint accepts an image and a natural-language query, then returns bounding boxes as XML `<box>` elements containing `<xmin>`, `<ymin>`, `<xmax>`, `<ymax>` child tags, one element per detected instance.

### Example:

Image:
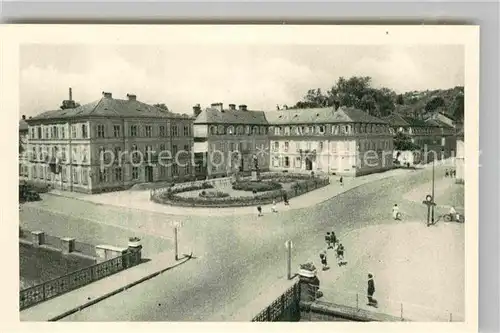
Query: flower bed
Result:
<box><xmin>151</xmin><ymin>175</ymin><xmax>330</xmax><ymax>208</ymax></box>
<box><xmin>232</xmin><ymin>180</ymin><xmax>283</xmax><ymax>192</ymax></box>
<box><xmin>199</xmin><ymin>190</ymin><xmax>230</xmax><ymax>198</ymax></box>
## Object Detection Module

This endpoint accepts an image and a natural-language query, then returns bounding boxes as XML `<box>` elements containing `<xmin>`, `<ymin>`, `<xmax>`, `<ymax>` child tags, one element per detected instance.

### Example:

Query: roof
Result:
<box><xmin>383</xmin><ymin>113</ymin><xmax>436</xmax><ymax>128</ymax></box>
<box><xmin>194</xmin><ymin>107</ymin><xmax>268</xmax><ymax>125</ymax></box>
<box><xmin>264</xmin><ymin>106</ymin><xmax>387</xmax><ymax>125</ymax></box>
<box><xmin>19</xmin><ymin>118</ymin><xmax>29</xmax><ymax>131</ymax></box>
<box><xmin>29</xmin><ymin>97</ymin><xmax>189</xmax><ymax>122</ymax></box>
<box><xmin>425</xmin><ymin>118</ymin><xmax>454</xmax><ymax>129</ymax></box>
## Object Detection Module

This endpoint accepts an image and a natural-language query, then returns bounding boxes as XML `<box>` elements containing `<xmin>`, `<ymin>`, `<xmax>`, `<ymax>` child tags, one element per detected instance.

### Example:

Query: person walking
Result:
<box><xmin>339</xmin><ymin>176</ymin><xmax>343</xmax><ymax>187</ymax></box>
<box><xmin>330</xmin><ymin>231</ymin><xmax>337</xmax><ymax>248</ymax></box>
<box><xmin>319</xmin><ymin>250</ymin><xmax>328</xmax><ymax>270</ymax></box>
<box><xmin>367</xmin><ymin>273</ymin><xmax>377</xmax><ymax>307</ymax></box>
<box><xmin>282</xmin><ymin>191</ymin><xmax>289</xmax><ymax>206</ymax></box>
<box><xmin>257</xmin><ymin>206</ymin><xmax>263</xmax><ymax>217</ymax></box>
<box><xmin>392</xmin><ymin>204</ymin><xmax>401</xmax><ymax>220</ymax></box>
<box><xmin>445</xmin><ymin>169</ymin><xmax>449</xmax><ymax>177</ymax></box>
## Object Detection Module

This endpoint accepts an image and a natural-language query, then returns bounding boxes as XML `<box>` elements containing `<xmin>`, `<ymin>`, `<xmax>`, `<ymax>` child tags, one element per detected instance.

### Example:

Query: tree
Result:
<box><xmin>393</xmin><ymin>131</ymin><xmax>420</xmax><ymax>151</ymax></box>
<box><xmin>424</xmin><ymin>96</ymin><xmax>445</xmax><ymax>112</ymax></box>
<box><xmin>451</xmin><ymin>93</ymin><xmax>464</xmax><ymax>122</ymax></box>
<box><xmin>396</xmin><ymin>94</ymin><xmax>404</xmax><ymax>105</ymax></box>
<box><xmin>154</xmin><ymin>103</ymin><xmax>170</xmax><ymax>112</ymax></box>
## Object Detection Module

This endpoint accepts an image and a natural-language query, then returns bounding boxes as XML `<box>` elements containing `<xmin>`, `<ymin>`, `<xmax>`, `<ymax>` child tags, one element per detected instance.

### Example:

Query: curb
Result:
<box><xmin>46</xmin><ymin>253</ymin><xmax>193</xmax><ymax>322</ymax></box>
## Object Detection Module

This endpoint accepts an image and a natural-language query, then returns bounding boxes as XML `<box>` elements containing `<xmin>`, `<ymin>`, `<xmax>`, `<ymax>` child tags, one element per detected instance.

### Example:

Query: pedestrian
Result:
<box><xmin>392</xmin><ymin>204</ymin><xmax>400</xmax><ymax>220</ymax></box>
<box><xmin>445</xmin><ymin>169</ymin><xmax>449</xmax><ymax>177</ymax></box>
<box><xmin>325</xmin><ymin>232</ymin><xmax>332</xmax><ymax>249</ymax></box>
<box><xmin>283</xmin><ymin>191</ymin><xmax>289</xmax><ymax>206</ymax></box>
<box><xmin>367</xmin><ymin>273</ymin><xmax>377</xmax><ymax>307</ymax></box>
<box><xmin>336</xmin><ymin>243</ymin><xmax>345</xmax><ymax>266</ymax></box>
<box><xmin>257</xmin><ymin>206</ymin><xmax>263</xmax><ymax>217</ymax></box>
<box><xmin>271</xmin><ymin>200</ymin><xmax>278</xmax><ymax>213</ymax></box>
<box><xmin>319</xmin><ymin>250</ymin><xmax>328</xmax><ymax>270</ymax></box>
<box><xmin>339</xmin><ymin>176</ymin><xmax>343</xmax><ymax>186</ymax></box>
<box><xmin>330</xmin><ymin>231</ymin><xmax>337</xmax><ymax>248</ymax></box>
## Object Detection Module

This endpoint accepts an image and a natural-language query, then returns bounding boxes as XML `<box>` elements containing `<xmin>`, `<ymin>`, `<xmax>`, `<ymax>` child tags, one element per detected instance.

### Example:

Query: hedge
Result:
<box><xmin>232</xmin><ymin>180</ymin><xmax>283</xmax><ymax>192</ymax></box>
<box><xmin>199</xmin><ymin>190</ymin><xmax>230</xmax><ymax>198</ymax></box>
<box><xmin>151</xmin><ymin>176</ymin><xmax>330</xmax><ymax>208</ymax></box>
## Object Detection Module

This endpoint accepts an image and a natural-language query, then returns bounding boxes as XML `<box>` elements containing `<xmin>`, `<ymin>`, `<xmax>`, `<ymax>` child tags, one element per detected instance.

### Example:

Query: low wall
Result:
<box><xmin>20</xmin><ymin>228</ymin><xmax>96</xmax><ymax>258</ymax></box>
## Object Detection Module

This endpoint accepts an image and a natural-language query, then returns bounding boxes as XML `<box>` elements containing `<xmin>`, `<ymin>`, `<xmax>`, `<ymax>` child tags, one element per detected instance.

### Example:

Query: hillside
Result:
<box><xmin>398</xmin><ymin>86</ymin><xmax>464</xmax><ymax>120</ymax></box>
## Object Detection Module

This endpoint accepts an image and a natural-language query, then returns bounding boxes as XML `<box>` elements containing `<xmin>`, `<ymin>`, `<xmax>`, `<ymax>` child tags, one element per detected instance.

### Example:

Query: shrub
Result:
<box><xmin>232</xmin><ymin>181</ymin><xmax>282</xmax><ymax>192</ymax></box>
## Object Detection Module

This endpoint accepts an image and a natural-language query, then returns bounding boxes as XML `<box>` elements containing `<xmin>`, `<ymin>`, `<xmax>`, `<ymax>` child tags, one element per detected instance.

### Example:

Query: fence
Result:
<box><xmin>309</xmin><ymin>284</ymin><xmax>464</xmax><ymax>322</ymax></box>
<box><xmin>20</xmin><ymin>251</ymin><xmax>140</xmax><ymax>310</ymax></box>
<box><xmin>252</xmin><ymin>282</ymin><xmax>301</xmax><ymax>322</ymax></box>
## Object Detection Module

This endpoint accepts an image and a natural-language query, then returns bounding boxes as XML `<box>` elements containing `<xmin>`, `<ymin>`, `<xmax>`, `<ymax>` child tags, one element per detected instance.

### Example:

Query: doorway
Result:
<box><xmin>305</xmin><ymin>158</ymin><xmax>313</xmax><ymax>171</ymax></box>
<box><xmin>145</xmin><ymin>166</ymin><xmax>154</xmax><ymax>182</ymax></box>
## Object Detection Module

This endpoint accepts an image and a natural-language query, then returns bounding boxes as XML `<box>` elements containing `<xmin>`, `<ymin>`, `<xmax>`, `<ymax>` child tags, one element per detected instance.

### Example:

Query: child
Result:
<box><xmin>271</xmin><ymin>200</ymin><xmax>278</xmax><ymax>213</ymax></box>
<box><xmin>257</xmin><ymin>206</ymin><xmax>263</xmax><ymax>217</ymax></box>
<box><xmin>336</xmin><ymin>243</ymin><xmax>346</xmax><ymax>266</ymax></box>
<box><xmin>325</xmin><ymin>232</ymin><xmax>333</xmax><ymax>249</ymax></box>
<box><xmin>319</xmin><ymin>250</ymin><xmax>328</xmax><ymax>270</ymax></box>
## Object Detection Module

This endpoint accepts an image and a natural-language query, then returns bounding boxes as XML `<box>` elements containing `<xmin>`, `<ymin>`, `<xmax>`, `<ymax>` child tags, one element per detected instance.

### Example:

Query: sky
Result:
<box><xmin>19</xmin><ymin>44</ymin><xmax>464</xmax><ymax>117</ymax></box>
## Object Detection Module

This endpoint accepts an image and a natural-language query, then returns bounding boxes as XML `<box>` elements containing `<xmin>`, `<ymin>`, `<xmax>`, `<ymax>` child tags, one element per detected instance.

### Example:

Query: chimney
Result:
<box><xmin>229</xmin><ymin>104</ymin><xmax>236</xmax><ymax>111</ymax></box>
<box><xmin>211</xmin><ymin>102</ymin><xmax>223</xmax><ymax>112</ymax></box>
<box><xmin>193</xmin><ymin>104</ymin><xmax>202</xmax><ymax>117</ymax></box>
<box><xmin>22</xmin><ymin>115</ymin><xmax>26</xmax><ymax>120</ymax></box>
<box><xmin>126</xmin><ymin>93</ymin><xmax>137</xmax><ymax>101</ymax></box>
<box><xmin>69</xmin><ymin>87</ymin><xmax>73</xmax><ymax>101</ymax></box>
<box><xmin>238</xmin><ymin>104</ymin><xmax>248</xmax><ymax>111</ymax></box>
<box><xmin>102</xmin><ymin>91</ymin><xmax>112</xmax><ymax>98</ymax></box>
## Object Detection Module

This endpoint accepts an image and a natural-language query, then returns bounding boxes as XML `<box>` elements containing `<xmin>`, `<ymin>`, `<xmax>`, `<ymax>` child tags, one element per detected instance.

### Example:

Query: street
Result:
<box><xmin>19</xmin><ymin>165</ymin><xmax>463</xmax><ymax>321</ymax></box>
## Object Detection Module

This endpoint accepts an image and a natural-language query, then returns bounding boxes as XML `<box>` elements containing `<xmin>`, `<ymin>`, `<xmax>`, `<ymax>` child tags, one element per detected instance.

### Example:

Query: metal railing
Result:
<box><xmin>252</xmin><ymin>282</ymin><xmax>300</xmax><ymax>322</ymax></box>
<box><xmin>309</xmin><ymin>284</ymin><xmax>464</xmax><ymax>322</ymax></box>
<box><xmin>20</xmin><ymin>251</ymin><xmax>139</xmax><ymax>310</ymax></box>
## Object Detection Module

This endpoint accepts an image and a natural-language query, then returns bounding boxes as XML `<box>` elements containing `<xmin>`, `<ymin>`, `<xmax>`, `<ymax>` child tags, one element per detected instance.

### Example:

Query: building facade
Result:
<box><xmin>193</xmin><ymin>103</ymin><xmax>270</xmax><ymax>179</ymax></box>
<box><xmin>26</xmin><ymin>91</ymin><xmax>194</xmax><ymax>193</ymax></box>
<box><xmin>266</xmin><ymin>107</ymin><xmax>394</xmax><ymax>176</ymax></box>
<box><xmin>193</xmin><ymin>104</ymin><xmax>393</xmax><ymax>178</ymax></box>
<box><xmin>19</xmin><ymin>115</ymin><xmax>29</xmax><ymax>180</ymax></box>
<box><xmin>455</xmin><ymin>129</ymin><xmax>464</xmax><ymax>184</ymax></box>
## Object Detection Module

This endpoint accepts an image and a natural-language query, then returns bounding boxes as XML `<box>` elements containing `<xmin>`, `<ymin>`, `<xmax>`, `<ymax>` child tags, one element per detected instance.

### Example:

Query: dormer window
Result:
<box><xmin>284</xmin><ymin>127</ymin><xmax>290</xmax><ymax>135</ymax></box>
<box><xmin>227</xmin><ymin>126</ymin><xmax>235</xmax><ymax>135</ymax></box>
<box><xmin>210</xmin><ymin>125</ymin><xmax>217</xmax><ymax>135</ymax></box>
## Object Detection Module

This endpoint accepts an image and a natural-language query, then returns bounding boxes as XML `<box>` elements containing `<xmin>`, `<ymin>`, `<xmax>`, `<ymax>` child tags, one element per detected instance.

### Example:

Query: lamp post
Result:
<box><xmin>172</xmin><ymin>221</ymin><xmax>182</xmax><ymax>261</ymax></box>
<box><xmin>423</xmin><ymin>194</ymin><xmax>436</xmax><ymax>227</ymax></box>
<box><xmin>431</xmin><ymin>159</ymin><xmax>435</xmax><ymax>224</ymax></box>
<box><xmin>285</xmin><ymin>240</ymin><xmax>293</xmax><ymax>280</ymax></box>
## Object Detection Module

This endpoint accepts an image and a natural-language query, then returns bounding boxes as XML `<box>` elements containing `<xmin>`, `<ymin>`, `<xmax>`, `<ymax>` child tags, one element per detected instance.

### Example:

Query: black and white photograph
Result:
<box><xmin>2</xmin><ymin>25</ymin><xmax>479</xmax><ymax>327</ymax></box>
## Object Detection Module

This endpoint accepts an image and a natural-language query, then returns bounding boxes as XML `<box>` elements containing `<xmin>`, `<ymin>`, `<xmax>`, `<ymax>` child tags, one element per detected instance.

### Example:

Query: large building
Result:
<box><xmin>455</xmin><ymin>128</ymin><xmax>464</xmax><ymax>184</ymax></box>
<box><xmin>193</xmin><ymin>103</ymin><xmax>270</xmax><ymax>179</ymax></box>
<box><xmin>193</xmin><ymin>104</ymin><xmax>393</xmax><ymax>178</ymax></box>
<box><xmin>266</xmin><ymin>106</ymin><xmax>394</xmax><ymax>176</ymax></box>
<box><xmin>25</xmin><ymin>90</ymin><xmax>194</xmax><ymax>193</ymax></box>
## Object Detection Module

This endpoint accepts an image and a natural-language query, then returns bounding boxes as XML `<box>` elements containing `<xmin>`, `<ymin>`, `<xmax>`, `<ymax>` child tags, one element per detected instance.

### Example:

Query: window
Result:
<box><xmin>274</xmin><ymin>127</ymin><xmax>281</xmax><ymax>135</ymax></box>
<box><xmin>172</xmin><ymin>125</ymin><xmax>179</xmax><ymax>137</ymax></box>
<box><xmin>145</xmin><ymin>125</ymin><xmax>152</xmax><ymax>137</ymax></box>
<box><xmin>284</xmin><ymin>142</ymin><xmax>289</xmax><ymax>152</ymax></box>
<box><xmin>319</xmin><ymin>142</ymin><xmax>324</xmax><ymax>151</ymax></box>
<box><xmin>237</xmin><ymin>126</ymin><xmax>244</xmax><ymax>135</ymax></box>
<box><xmin>260</xmin><ymin>127</ymin><xmax>266</xmax><ymax>135</ymax></box>
<box><xmin>44</xmin><ymin>127</ymin><xmax>49</xmax><ymax>139</ymax></box>
<box><xmin>52</xmin><ymin>126</ymin><xmax>58</xmax><ymax>139</ymax></box>
<box><xmin>284</xmin><ymin>156</ymin><xmax>290</xmax><ymax>168</ymax></box>
<box><xmin>272</xmin><ymin>156</ymin><xmax>279</xmax><ymax>167</ymax></box>
<box><xmin>210</xmin><ymin>126</ymin><xmax>217</xmax><ymax>135</ymax></box>
<box><xmin>172</xmin><ymin>164</ymin><xmax>179</xmax><ymax>176</ymax></box>
<box><xmin>97</xmin><ymin>124</ymin><xmax>105</xmax><ymax>138</ymax></box>
<box><xmin>32</xmin><ymin>147</ymin><xmax>36</xmax><ymax>160</ymax></box>
<box><xmin>72</xmin><ymin>147</ymin><xmax>78</xmax><ymax>163</ymax></box>
<box><xmin>81</xmin><ymin>147</ymin><xmax>88</xmax><ymax>163</ymax></box>
<box><xmin>283</xmin><ymin>127</ymin><xmax>290</xmax><ymax>135</ymax></box>
<box><xmin>114</xmin><ymin>147</ymin><xmax>121</xmax><ymax>164</ymax></box>
<box><xmin>130</xmin><ymin>125</ymin><xmax>138</xmax><ymax>137</ymax></box>
<box><xmin>82</xmin><ymin>124</ymin><xmax>88</xmax><ymax>138</ymax></box>
<box><xmin>159</xmin><ymin>165</ymin><xmax>166</xmax><ymax>178</ymax></box>
<box><xmin>114</xmin><ymin>167</ymin><xmax>123</xmax><ymax>181</ymax></box>
<box><xmin>113</xmin><ymin>125</ymin><xmax>121</xmax><ymax>137</ymax></box>
<box><xmin>227</xmin><ymin>126</ymin><xmax>234</xmax><ymax>135</ymax></box>
<box><xmin>72</xmin><ymin>168</ymin><xmax>79</xmax><ymax>184</ymax></box>
<box><xmin>37</xmin><ymin>127</ymin><xmax>42</xmax><ymax>139</ymax></box>
<box><xmin>61</xmin><ymin>148</ymin><xmax>66</xmax><ymax>162</ymax></box>
<box><xmin>98</xmin><ymin>169</ymin><xmax>108</xmax><ymax>182</ymax></box>
<box><xmin>245</xmin><ymin>126</ymin><xmax>251</xmax><ymax>135</ymax></box>
<box><xmin>273</xmin><ymin>142</ymin><xmax>279</xmax><ymax>151</ymax></box>
<box><xmin>183</xmin><ymin>125</ymin><xmax>189</xmax><ymax>136</ymax></box>
<box><xmin>184</xmin><ymin>144</ymin><xmax>189</xmax><ymax>152</ymax></box>
<box><xmin>184</xmin><ymin>164</ymin><xmax>190</xmax><ymax>175</ymax></box>
<box><xmin>318</xmin><ymin>125</ymin><xmax>325</xmax><ymax>134</ymax></box>
<box><xmin>82</xmin><ymin>169</ymin><xmax>88</xmax><ymax>185</ymax></box>
<box><xmin>172</xmin><ymin>145</ymin><xmax>178</xmax><ymax>156</ymax></box>
<box><xmin>159</xmin><ymin>125</ymin><xmax>166</xmax><ymax>137</ymax></box>
<box><xmin>61</xmin><ymin>126</ymin><xmax>66</xmax><ymax>139</ymax></box>
<box><xmin>132</xmin><ymin>167</ymin><xmax>139</xmax><ymax>180</ymax></box>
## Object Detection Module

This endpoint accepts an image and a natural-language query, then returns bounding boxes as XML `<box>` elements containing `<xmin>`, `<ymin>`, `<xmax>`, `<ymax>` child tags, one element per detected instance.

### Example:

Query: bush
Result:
<box><xmin>199</xmin><ymin>190</ymin><xmax>230</xmax><ymax>198</ymax></box>
<box><xmin>232</xmin><ymin>181</ymin><xmax>282</xmax><ymax>192</ymax></box>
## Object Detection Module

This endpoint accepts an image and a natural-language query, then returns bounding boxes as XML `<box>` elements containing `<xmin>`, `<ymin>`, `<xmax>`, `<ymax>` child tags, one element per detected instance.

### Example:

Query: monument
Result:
<box><xmin>251</xmin><ymin>154</ymin><xmax>260</xmax><ymax>181</ymax></box>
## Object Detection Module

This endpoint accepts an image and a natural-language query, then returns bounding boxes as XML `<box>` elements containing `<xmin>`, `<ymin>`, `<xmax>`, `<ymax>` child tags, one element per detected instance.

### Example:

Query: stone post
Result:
<box><xmin>127</xmin><ymin>238</ymin><xmax>143</xmax><ymax>267</ymax></box>
<box><xmin>298</xmin><ymin>263</ymin><xmax>320</xmax><ymax>302</ymax></box>
<box><xmin>31</xmin><ymin>231</ymin><xmax>45</xmax><ymax>247</ymax></box>
<box><xmin>61</xmin><ymin>237</ymin><xmax>75</xmax><ymax>254</ymax></box>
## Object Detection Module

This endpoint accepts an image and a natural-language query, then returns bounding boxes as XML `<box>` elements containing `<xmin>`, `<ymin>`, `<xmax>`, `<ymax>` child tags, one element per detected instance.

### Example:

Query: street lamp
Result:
<box><xmin>285</xmin><ymin>240</ymin><xmax>293</xmax><ymax>280</ymax></box>
<box><xmin>172</xmin><ymin>221</ymin><xmax>183</xmax><ymax>260</ymax></box>
<box><xmin>423</xmin><ymin>194</ymin><xmax>436</xmax><ymax>227</ymax></box>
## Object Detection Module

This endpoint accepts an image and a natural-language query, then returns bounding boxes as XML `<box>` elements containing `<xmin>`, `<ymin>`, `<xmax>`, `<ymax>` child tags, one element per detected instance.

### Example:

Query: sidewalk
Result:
<box><xmin>20</xmin><ymin>251</ymin><xmax>192</xmax><ymax>321</ymax></box>
<box><xmin>47</xmin><ymin>167</ymin><xmax>417</xmax><ymax>217</ymax></box>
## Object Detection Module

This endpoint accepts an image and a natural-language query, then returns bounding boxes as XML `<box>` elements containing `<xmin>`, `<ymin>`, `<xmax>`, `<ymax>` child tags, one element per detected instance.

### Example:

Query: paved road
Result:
<box><xmin>20</xmin><ymin>165</ymin><xmax>456</xmax><ymax>321</ymax></box>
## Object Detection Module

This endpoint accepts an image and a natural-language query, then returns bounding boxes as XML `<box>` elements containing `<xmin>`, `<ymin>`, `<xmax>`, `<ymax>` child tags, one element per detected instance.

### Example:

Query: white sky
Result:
<box><xmin>19</xmin><ymin>44</ymin><xmax>464</xmax><ymax>117</ymax></box>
